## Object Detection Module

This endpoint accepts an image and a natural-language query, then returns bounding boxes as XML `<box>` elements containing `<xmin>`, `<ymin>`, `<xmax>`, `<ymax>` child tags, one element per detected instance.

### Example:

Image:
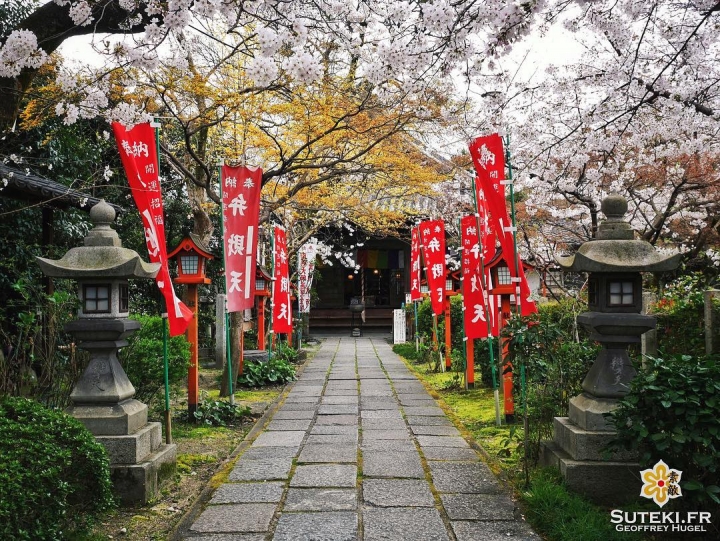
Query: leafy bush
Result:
<box><xmin>237</xmin><ymin>357</ymin><xmax>296</xmax><ymax>387</ymax></box>
<box><xmin>392</xmin><ymin>342</ymin><xmax>421</xmax><ymax>361</ymax></box>
<box><xmin>652</xmin><ymin>273</ymin><xmax>707</xmax><ymax>357</ymax></box>
<box><xmin>274</xmin><ymin>342</ymin><xmax>299</xmax><ymax>364</ymax></box>
<box><xmin>0</xmin><ymin>279</ymin><xmax>82</xmax><ymax>408</ymax></box>
<box><xmin>119</xmin><ymin>314</ymin><xmax>191</xmax><ymax>403</ymax></box>
<box><xmin>505</xmin><ymin>298</ymin><xmax>597</xmax><ymax>462</ymax></box>
<box><xmin>178</xmin><ymin>391</ymin><xmax>251</xmax><ymax>426</ymax></box>
<box><xmin>608</xmin><ymin>354</ymin><xmax>720</xmax><ymax>506</ymax></box>
<box><xmin>0</xmin><ymin>397</ymin><xmax>114</xmax><ymax>540</ymax></box>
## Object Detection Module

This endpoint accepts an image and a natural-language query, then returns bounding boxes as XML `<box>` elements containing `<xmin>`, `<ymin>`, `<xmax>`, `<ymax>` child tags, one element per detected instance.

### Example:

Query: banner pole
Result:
<box><xmin>152</xmin><ymin>118</ymin><xmax>173</xmax><ymax>441</ymax></box>
<box><xmin>269</xmin><ymin>226</ymin><xmax>275</xmax><ymax>357</ymax></box>
<box><xmin>414</xmin><ymin>300</ymin><xmax>419</xmax><ymax>353</ymax></box>
<box><xmin>471</xmin><ymin>176</ymin><xmax>501</xmax><ymax>426</ymax></box>
<box><xmin>504</xmin><ymin>134</ymin><xmax>523</xmax><ymax>317</ymax></box>
<box><xmin>218</xmin><ymin>161</ymin><xmax>234</xmax><ymax>404</ymax></box>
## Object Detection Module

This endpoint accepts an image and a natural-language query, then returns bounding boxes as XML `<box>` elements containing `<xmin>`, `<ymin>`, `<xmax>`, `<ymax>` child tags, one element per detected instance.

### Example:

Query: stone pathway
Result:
<box><xmin>179</xmin><ymin>336</ymin><xmax>540</xmax><ymax>540</ymax></box>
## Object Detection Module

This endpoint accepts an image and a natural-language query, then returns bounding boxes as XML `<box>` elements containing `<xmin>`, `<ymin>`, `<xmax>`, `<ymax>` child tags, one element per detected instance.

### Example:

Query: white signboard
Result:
<box><xmin>393</xmin><ymin>309</ymin><xmax>406</xmax><ymax>344</ymax></box>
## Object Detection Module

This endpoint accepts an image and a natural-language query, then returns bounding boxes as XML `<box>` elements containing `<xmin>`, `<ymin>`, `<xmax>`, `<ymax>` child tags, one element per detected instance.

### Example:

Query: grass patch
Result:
<box><xmin>524</xmin><ymin>469</ymin><xmax>643</xmax><ymax>541</ymax></box>
<box><xmin>234</xmin><ymin>389</ymin><xmax>281</xmax><ymax>403</ymax></box>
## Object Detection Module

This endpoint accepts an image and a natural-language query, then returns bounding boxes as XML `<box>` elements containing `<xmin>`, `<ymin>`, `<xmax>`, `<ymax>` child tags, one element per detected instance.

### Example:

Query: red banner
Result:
<box><xmin>410</xmin><ymin>226</ymin><xmax>422</xmax><ymax>301</ymax></box>
<box><xmin>419</xmin><ymin>219</ymin><xmax>446</xmax><ymax>316</ymax></box>
<box><xmin>112</xmin><ymin>122</ymin><xmax>192</xmax><ymax>336</ymax></box>
<box><xmin>470</xmin><ymin>135</ymin><xmax>537</xmax><ymax>316</ymax></box>
<box><xmin>461</xmin><ymin>215</ymin><xmax>488</xmax><ymax>339</ymax></box>
<box><xmin>222</xmin><ymin>165</ymin><xmax>263</xmax><ymax>313</ymax></box>
<box><xmin>272</xmin><ymin>226</ymin><xmax>292</xmax><ymax>334</ymax></box>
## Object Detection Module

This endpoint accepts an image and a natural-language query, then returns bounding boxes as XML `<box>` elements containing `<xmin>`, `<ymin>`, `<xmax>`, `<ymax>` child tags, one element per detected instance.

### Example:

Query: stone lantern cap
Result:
<box><xmin>556</xmin><ymin>194</ymin><xmax>681</xmax><ymax>273</ymax></box>
<box><xmin>36</xmin><ymin>199</ymin><xmax>160</xmax><ymax>279</ymax></box>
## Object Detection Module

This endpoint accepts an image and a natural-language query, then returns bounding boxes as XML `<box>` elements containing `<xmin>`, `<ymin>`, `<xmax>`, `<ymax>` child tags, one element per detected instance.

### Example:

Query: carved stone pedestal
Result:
<box><xmin>66</xmin><ymin>319</ymin><xmax>176</xmax><ymax>505</ymax></box>
<box><xmin>540</xmin><ymin>393</ymin><xmax>638</xmax><ymax>505</ymax></box>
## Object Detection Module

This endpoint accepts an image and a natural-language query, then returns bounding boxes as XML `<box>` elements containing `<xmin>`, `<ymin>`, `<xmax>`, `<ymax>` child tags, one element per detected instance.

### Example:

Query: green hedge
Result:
<box><xmin>609</xmin><ymin>354</ymin><xmax>720</xmax><ymax>507</ymax></box>
<box><xmin>0</xmin><ymin>397</ymin><xmax>115</xmax><ymax>540</ymax></box>
<box><xmin>119</xmin><ymin>314</ymin><xmax>191</xmax><ymax>403</ymax></box>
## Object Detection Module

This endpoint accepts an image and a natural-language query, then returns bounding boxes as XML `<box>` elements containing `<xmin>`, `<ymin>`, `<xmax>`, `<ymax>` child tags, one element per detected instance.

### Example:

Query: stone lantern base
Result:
<box><xmin>69</xmin><ymin>399</ymin><xmax>177</xmax><ymax>506</ymax></box>
<box><xmin>65</xmin><ymin>321</ymin><xmax>177</xmax><ymax>506</ymax></box>
<box><xmin>539</xmin><ymin>393</ymin><xmax>639</xmax><ymax>505</ymax></box>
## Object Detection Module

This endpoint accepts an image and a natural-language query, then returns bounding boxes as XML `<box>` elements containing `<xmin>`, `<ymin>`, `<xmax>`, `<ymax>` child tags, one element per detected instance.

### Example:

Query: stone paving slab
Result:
<box><xmin>360</xmin><ymin>409</ymin><xmax>403</xmax><ymax>419</ymax></box>
<box><xmin>228</xmin><ymin>458</ymin><xmax>293</xmax><ymax>481</ymax></box>
<box><xmin>272</xmin><ymin>409</ymin><xmax>316</xmax><ymax>419</ymax></box>
<box><xmin>190</xmin><ymin>503</ymin><xmax>276</xmax><ymax>534</ymax></box>
<box><xmin>362</xmin><ymin>451</ymin><xmax>425</xmax><ymax>478</ymax></box>
<box><xmin>411</xmin><ymin>425</ymin><xmax>461</xmax><ymax>436</ymax></box>
<box><xmin>251</xmin><ymin>431</ymin><xmax>305</xmax><ymax>447</ymax></box>
<box><xmin>278</xmin><ymin>402</ymin><xmax>319</xmax><ymax>411</ymax></box>
<box><xmin>321</xmin><ymin>395</ymin><xmax>359</xmax><ymax>404</ymax></box>
<box><xmin>315</xmin><ymin>414</ymin><xmax>358</xmax><ymax>425</ymax></box>
<box><xmin>310</xmin><ymin>424</ymin><xmax>358</xmax><ymax>435</ymax></box>
<box><xmin>290</xmin><ymin>464</ymin><xmax>357</xmax><ymax>487</ymax></box>
<box><xmin>362</xmin><ymin>429</ymin><xmax>411</xmax><ymax>440</ymax></box>
<box><xmin>452</xmin><ymin>520</ymin><xmax>541</xmax><ymax>541</ymax></box>
<box><xmin>306</xmin><ymin>433</ymin><xmax>358</xmax><ymax>445</ymax></box>
<box><xmin>361</xmin><ymin>418</ymin><xmax>407</xmax><ymax>430</ymax></box>
<box><xmin>284</xmin><ymin>488</ymin><xmax>357</xmax><ymax>511</ymax></box>
<box><xmin>440</xmin><ymin>493</ymin><xmax>516</xmax><ymax>520</ymax></box>
<box><xmin>363</xmin><ymin>507</ymin><xmax>450</xmax><ymax>541</ymax></box>
<box><xmin>265</xmin><ymin>419</ymin><xmax>313</xmax><ymax>431</ymax></box>
<box><xmin>298</xmin><ymin>444</ymin><xmax>357</xmax><ymax>463</ymax></box>
<box><xmin>403</xmin><ymin>406</ymin><xmax>447</xmax><ymax>417</ymax></box>
<box><xmin>428</xmin><ymin>461</ymin><xmax>503</xmax><ymax>494</ymax></box>
<box><xmin>273</xmin><ymin>511</ymin><xmax>358</xmax><ymax>541</ymax></box>
<box><xmin>286</xmin><ymin>391</ymin><xmax>324</xmax><ymax>398</ymax></box>
<box><xmin>361</xmin><ymin>439</ymin><xmax>417</xmax><ymax>452</ymax></box>
<box><xmin>362</xmin><ymin>479</ymin><xmax>435</xmax><ymax>507</ymax></box>
<box><xmin>360</xmin><ymin>398</ymin><xmax>399</xmax><ymax>410</ymax></box>
<box><xmin>422</xmin><ymin>446</ymin><xmax>480</xmax><ymax>461</ymax></box>
<box><xmin>239</xmin><ymin>446</ymin><xmax>298</xmax><ymax>460</ymax></box>
<box><xmin>209</xmin><ymin>482</ymin><xmax>285</xmax><ymax>504</ymax></box>
<box><xmin>400</xmin><ymin>399</ymin><xmax>439</xmax><ymax>407</ymax></box>
<box><xmin>417</xmin><ymin>435</ymin><xmax>470</xmax><ymax>448</ymax></box>
<box><xmin>406</xmin><ymin>415</ymin><xmax>453</xmax><ymax>426</ymax></box>
<box><xmin>318</xmin><ymin>404</ymin><xmax>359</xmax><ymax>415</ymax></box>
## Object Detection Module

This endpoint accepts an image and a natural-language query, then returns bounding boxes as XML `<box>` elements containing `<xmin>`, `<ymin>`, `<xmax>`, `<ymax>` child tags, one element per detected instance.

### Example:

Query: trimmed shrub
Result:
<box><xmin>237</xmin><ymin>357</ymin><xmax>296</xmax><ymax>387</ymax></box>
<box><xmin>119</xmin><ymin>314</ymin><xmax>191</xmax><ymax>403</ymax></box>
<box><xmin>0</xmin><ymin>396</ymin><xmax>115</xmax><ymax>540</ymax></box>
<box><xmin>608</xmin><ymin>354</ymin><xmax>720</xmax><ymax>507</ymax></box>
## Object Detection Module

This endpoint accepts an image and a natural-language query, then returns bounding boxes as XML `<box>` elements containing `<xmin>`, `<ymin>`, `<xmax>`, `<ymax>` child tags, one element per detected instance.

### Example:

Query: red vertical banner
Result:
<box><xmin>112</xmin><ymin>121</ymin><xmax>192</xmax><ymax>336</ymax></box>
<box><xmin>461</xmin><ymin>215</ymin><xmax>489</xmax><ymax>339</ymax></box>
<box><xmin>410</xmin><ymin>226</ymin><xmax>422</xmax><ymax>301</ymax></box>
<box><xmin>272</xmin><ymin>226</ymin><xmax>292</xmax><ymax>334</ymax></box>
<box><xmin>419</xmin><ymin>219</ymin><xmax>446</xmax><ymax>316</ymax></box>
<box><xmin>470</xmin><ymin>134</ymin><xmax>537</xmax><ymax>316</ymax></box>
<box><xmin>222</xmin><ymin>165</ymin><xmax>263</xmax><ymax>313</ymax></box>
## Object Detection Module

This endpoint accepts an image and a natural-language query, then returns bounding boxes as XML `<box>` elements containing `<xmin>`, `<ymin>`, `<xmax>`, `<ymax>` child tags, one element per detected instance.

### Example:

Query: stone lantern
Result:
<box><xmin>541</xmin><ymin>194</ymin><xmax>680</xmax><ymax>503</ymax></box>
<box><xmin>36</xmin><ymin>200</ymin><xmax>177</xmax><ymax>505</ymax></box>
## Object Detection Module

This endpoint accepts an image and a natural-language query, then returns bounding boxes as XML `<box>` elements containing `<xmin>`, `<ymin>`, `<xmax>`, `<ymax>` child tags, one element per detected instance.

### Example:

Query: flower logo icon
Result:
<box><xmin>640</xmin><ymin>460</ymin><xmax>682</xmax><ymax>507</ymax></box>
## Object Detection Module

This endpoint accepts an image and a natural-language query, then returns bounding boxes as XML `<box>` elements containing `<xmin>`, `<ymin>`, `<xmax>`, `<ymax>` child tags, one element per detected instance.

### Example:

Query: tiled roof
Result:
<box><xmin>0</xmin><ymin>162</ymin><xmax>121</xmax><ymax>212</ymax></box>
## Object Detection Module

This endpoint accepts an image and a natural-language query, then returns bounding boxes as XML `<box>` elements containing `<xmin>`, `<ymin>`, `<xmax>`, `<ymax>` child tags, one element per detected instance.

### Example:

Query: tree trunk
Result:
<box><xmin>220</xmin><ymin>311</ymin><xmax>243</xmax><ymax>397</ymax></box>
